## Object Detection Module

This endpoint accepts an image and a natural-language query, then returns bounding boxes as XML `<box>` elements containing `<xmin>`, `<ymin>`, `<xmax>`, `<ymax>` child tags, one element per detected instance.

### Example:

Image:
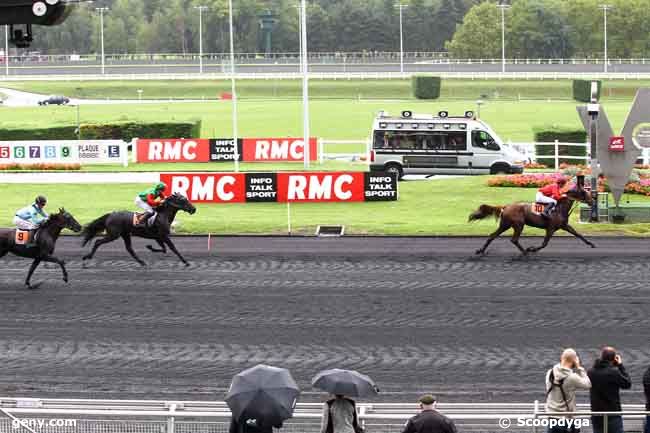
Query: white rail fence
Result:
<box><xmin>0</xmin><ymin>398</ymin><xmax>648</xmax><ymax>433</ymax></box>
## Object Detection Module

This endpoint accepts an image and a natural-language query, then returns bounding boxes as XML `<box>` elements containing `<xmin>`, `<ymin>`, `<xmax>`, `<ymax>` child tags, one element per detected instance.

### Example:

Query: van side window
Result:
<box><xmin>472</xmin><ymin>131</ymin><xmax>500</xmax><ymax>151</ymax></box>
<box><xmin>447</xmin><ymin>132</ymin><xmax>467</xmax><ymax>151</ymax></box>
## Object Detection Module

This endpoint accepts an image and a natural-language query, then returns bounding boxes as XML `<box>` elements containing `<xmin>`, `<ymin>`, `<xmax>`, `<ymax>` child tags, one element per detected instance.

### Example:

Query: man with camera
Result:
<box><xmin>588</xmin><ymin>347</ymin><xmax>632</xmax><ymax>433</ymax></box>
<box><xmin>545</xmin><ymin>348</ymin><xmax>592</xmax><ymax>433</ymax></box>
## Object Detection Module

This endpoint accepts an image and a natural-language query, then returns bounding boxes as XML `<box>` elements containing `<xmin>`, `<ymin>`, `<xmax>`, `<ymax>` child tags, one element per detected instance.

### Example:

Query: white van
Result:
<box><xmin>369</xmin><ymin>110</ymin><xmax>525</xmax><ymax>179</ymax></box>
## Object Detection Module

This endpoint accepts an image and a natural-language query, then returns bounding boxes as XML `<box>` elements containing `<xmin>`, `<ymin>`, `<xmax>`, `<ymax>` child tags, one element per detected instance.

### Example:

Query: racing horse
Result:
<box><xmin>0</xmin><ymin>208</ymin><xmax>82</xmax><ymax>289</ymax></box>
<box><xmin>468</xmin><ymin>186</ymin><xmax>596</xmax><ymax>255</ymax></box>
<box><xmin>81</xmin><ymin>193</ymin><xmax>196</xmax><ymax>266</ymax></box>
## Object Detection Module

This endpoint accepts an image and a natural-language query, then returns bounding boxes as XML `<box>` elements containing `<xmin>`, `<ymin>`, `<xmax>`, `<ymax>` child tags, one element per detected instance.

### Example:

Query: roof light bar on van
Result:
<box><xmin>459</xmin><ymin>124</ymin><xmax>467</xmax><ymax>130</ymax></box>
<box><xmin>379</xmin><ymin>122</ymin><xmax>388</xmax><ymax>129</ymax></box>
<box><xmin>443</xmin><ymin>124</ymin><xmax>451</xmax><ymax>129</ymax></box>
<box><xmin>427</xmin><ymin>124</ymin><xmax>434</xmax><ymax>129</ymax></box>
<box><xmin>396</xmin><ymin>123</ymin><xmax>403</xmax><ymax>129</ymax></box>
<box><xmin>412</xmin><ymin>124</ymin><xmax>419</xmax><ymax>129</ymax></box>
<box><xmin>438</xmin><ymin>111</ymin><xmax>449</xmax><ymax>118</ymax></box>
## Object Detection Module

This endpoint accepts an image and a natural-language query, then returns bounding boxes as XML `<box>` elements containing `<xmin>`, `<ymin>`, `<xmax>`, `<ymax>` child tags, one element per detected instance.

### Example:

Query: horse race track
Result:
<box><xmin>0</xmin><ymin>236</ymin><xmax>648</xmax><ymax>404</ymax></box>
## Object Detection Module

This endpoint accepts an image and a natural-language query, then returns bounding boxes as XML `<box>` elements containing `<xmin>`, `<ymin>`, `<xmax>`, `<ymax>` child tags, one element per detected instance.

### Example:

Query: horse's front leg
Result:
<box><xmin>562</xmin><ymin>224</ymin><xmax>596</xmax><ymax>248</ymax></box>
<box><xmin>42</xmin><ymin>255</ymin><xmax>68</xmax><ymax>283</ymax></box>
<box><xmin>527</xmin><ymin>228</ymin><xmax>556</xmax><ymax>253</ymax></box>
<box><xmin>25</xmin><ymin>258</ymin><xmax>42</xmax><ymax>288</ymax></box>
<box><xmin>163</xmin><ymin>236</ymin><xmax>189</xmax><ymax>266</ymax></box>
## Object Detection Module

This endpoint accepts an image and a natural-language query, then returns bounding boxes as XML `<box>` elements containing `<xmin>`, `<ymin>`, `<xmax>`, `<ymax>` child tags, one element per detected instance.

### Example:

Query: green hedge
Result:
<box><xmin>533</xmin><ymin>127</ymin><xmax>587</xmax><ymax>167</ymax></box>
<box><xmin>412</xmin><ymin>75</ymin><xmax>441</xmax><ymax>99</ymax></box>
<box><xmin>0</xmin><ymin>121</ymin><xmax>201</xmax><ymax>141</ymax></box>
<box><xmin>573</xmin><ymin>79</ymin><xmax>602</xmax><ymax>103</ymax></box>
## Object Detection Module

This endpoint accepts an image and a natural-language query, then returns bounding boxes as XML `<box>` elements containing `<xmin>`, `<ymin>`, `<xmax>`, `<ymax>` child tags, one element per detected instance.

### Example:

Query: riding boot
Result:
<box><xmin>542</xmin><ymin>203</ymin><xmax>555</xmax><ymax>219</ymax></box>
<box><xmin>137</xmin><ymin>212</ymin><xmax>153</xmax><ymax>227</ymax></box>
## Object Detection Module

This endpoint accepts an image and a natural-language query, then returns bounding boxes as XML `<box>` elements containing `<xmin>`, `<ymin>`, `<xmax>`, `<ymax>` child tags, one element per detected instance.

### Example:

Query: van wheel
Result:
<box><xmin>385</xmin><ymin>164</ymin><xmax>404</xmax><ymax>180</ymax></box>
<box><xmin>490</xmin><ymin>163</ymin><xmax>511</xmax><ymax>175</ymax></box>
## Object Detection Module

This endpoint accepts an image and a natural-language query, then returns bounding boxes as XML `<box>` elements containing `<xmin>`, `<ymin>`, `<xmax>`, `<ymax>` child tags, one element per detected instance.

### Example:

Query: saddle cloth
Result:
<box><xmin>15</xmin><ymin>229</ymin><xmax>31</xmax><ymax>245</ymax></box>
<box><xmin>132</xmin><ymin>212</ymin><xmax>156</xmax><ymax>226</ymax></box>
<box><xmin>531</xmin><ymin>202</ymin><xmax>546</xmax><ymax>215</ymax></box>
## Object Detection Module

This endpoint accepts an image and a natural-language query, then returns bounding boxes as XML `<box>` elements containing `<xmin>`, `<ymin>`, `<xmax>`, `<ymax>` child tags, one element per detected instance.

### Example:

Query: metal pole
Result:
<box><xmin>399</xmin><ymin>3</ymin><xmax>404</xmax><ymax>74</ymax></box>
<box><xmin>301</xmin><ymin>0</ymin><xmax>310</xmax><ymax>169</ymax></box>
<box><xmin>600</xmin><ymin>5</ymin><xmax>612</xmax><ymax>73</ymax></box>
<box><xmin>588</xmin><ymin>81</ymin><xmax>600</xmax><ymax>222</ymax></box>
<box><xmin>228</xmin><ymin>0</ymin><xmax>240</xmax><ymax>172</ymax></box>
<box><xmin>496</xmin><ymin>4</ymin><xmax>510</xmax><ymax>74</ymax></box>
<box><xmin>4</xmin><ymin>25</ymin><xmax>8</xmax><ymax>76</ymax></box>
<box><xmin>195</xmin><ymin>6</ymin><xmax>207</xmax><ymax>74</ymax></box>
<box><xmin>95</xmin><ymin>8</ymin><xmax>109</xmax><ymax>75</ymax></box>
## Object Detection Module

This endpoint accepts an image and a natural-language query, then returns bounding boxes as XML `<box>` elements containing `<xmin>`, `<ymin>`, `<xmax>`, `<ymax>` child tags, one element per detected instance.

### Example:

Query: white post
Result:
<box><xmin>497</xmin><ymin>4</ymin><xmax>510</xmax><ymax>74</ymax></box>
<box><xmin>600</xmin><ymin>5</ymin><xmax>612</xmax><ymax>73</ymax></box>
<box><xmin>301</xmin><ymin>0</ymin><xmax>310</xmax><ymax>169</ymax></box>
<box><xmin>398</xmin><ymin>4</ymin><xmax>405</xmax><ymax>74</ymax></box>
<box><xmin>131</xmin><ymin>138</ymin><xmax>138</xmax><ymax>163</ymax></box>
<box><xmin>121</xmin><ymin>141</ymin><xmax>128</xmax><ymax>167</ymax></box>
<box><xmin>96</xmin><ymin>7</ymin><xmax>109</xmax><ymax>75</ymax></box>
<box><xmin>287</xmin><ymin>202</ymin><xmax>292</xmax><ymax>235</ymax></box>
<box><xmin>319</xmin><ymin>138</ymin><xmax>323</xmax><ymax>165</ymax></box>
<box><xmin>4</xmin><ymin>25</ymin><xmax>8</xmax><ymax>76</ymax></box>
<box><xmin>554</xmin><ymin>139</ymin><xmax>559</xmax><ymax>171</ymax></box>
<box><xmin>228</xmin><ymin>0</ymin><xmax>240</xmax><ymax>172</ymax></box>
<box><xmin>195</xmin><ymin>6</ymin><xmax>208</xmax><ymax>74</ymax></box>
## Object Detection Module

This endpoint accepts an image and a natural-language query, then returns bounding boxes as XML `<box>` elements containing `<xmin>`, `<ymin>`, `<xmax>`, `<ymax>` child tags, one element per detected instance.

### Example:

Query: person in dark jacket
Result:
<box><xmin>587</xmin><ymin>347</ymin><xmax>632</xmax><ymax>433</ymax></box>
<box><xmin>229</xmin><ymin>416</ymin><xmax>282</xmax><ymax>433</ymax></box>
<box><xmin>402</xmin><ymin>395</ymin><xmax>457</xmax><ymax>433</ymax></box>
<box><xmin>643</xmin><ymin>367</ymin><xmax>650</xmax><ymax>433</ymax></box>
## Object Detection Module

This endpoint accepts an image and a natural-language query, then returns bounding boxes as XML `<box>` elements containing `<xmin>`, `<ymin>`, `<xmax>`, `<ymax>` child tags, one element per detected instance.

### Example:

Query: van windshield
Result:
<box><xmin>373</xmin><ymin>130</ymin><xmax>467</xmax><ymax>151</ymax></box>
<box><xmin>472</xmin><ymin>130</ymin><xmax>500</xmax><ymax>151</ymax></box>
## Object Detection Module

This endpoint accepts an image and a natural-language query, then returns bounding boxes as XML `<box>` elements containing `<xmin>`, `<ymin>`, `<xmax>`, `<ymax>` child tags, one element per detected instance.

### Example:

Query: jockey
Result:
<box><xmin>14</xmin><ymin>196</ymin><xmax>48</xmax><ymax>246</ymax></box>
<box><xmin>134</xmin><ymin>182</ymin><xmax>167</xmax><ymax>226</ymax></box>
<box><xmin>537</xmin><ymin>177</ymin><xmax>568</xmax><ymax>218</ymax></box>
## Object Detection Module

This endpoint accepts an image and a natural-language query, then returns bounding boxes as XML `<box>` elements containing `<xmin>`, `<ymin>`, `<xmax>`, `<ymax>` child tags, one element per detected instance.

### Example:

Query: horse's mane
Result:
<box><xmin>40</xmin><ymin>208</ymin><xmax>67</xmax><ymax>227</ymax></box>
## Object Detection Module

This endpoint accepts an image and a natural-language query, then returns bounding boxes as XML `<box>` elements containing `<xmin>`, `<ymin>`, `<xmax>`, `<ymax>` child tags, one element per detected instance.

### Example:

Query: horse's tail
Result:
<box><xmin>468</xmin><ymin>204</ymin><xmax>505</xmax><ymax>223</ymax></box>
<box><xmin>81</xmin><ymin>214</ymin><xmax>110</xmax><ymax>246</ymax></box>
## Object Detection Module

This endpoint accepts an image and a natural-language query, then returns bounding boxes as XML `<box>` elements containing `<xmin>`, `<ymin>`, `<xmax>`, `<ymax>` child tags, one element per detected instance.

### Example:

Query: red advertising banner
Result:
<box><xmin>609</xmin><ymin>136</ymin><xmax>625</xmax><ymax>152</ymax></box>
<box><xmin>242</xmin><ymin>138</ymin><xmax>318</xmax><ymax>162</ymax></box>
<box><xmin>276</xmin><ymin>172</ymin><xmax>365</xmax><ymax>202</ymax></box>
<box><xmin>160</xmin><ymin>172</ymin><xmax>397</xmax><ymax>203</ymax></box>
<box><xmin>160</xmin><ymin>173</ymin><xmax>246</xmax><ymax>203</ymax></box>
<box><xmin>137</xmin><ymin>139</ymin><xmax>210</xmax><ymax>163</ymax></box>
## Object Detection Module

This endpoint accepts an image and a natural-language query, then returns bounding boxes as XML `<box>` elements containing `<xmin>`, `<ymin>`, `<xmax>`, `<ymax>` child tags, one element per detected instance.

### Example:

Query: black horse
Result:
<box><xmin>81</xmin><ymin>193</ymin><xmax>197</xmax><ymax>266</ymax></box>
<box><xmin>0</xmin><ymin>208</ymin><xmax>82</xmax><ymax>289</ymax></box>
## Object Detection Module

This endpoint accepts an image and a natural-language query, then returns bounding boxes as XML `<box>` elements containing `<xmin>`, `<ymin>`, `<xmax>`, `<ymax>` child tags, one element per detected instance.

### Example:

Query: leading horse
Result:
<box><xmin>468</xmin><ymin>187</ymin><xmax>596</xmax><ymax>255</ymax></box>
<box><xmin>0</xmin><ymin>208</ymin><xmax>82</xmax><ymax>288</ymax></box>
<box><xmin>81</xmin><ymin>193</ymin><xmax>196</xmax><ymax>266</ymax></box>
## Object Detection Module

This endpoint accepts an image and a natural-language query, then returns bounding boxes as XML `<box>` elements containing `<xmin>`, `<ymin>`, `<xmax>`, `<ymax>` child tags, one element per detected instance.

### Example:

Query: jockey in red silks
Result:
<box><xmin>536</xmin><ymin>177</ymin><xmax>568</xmax><ymax>218</ymax></box>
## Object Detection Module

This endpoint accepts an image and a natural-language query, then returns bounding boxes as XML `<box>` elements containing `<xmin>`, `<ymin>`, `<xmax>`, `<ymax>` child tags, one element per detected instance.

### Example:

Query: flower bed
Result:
<box><xmin>524</xmin><ymin>162</ymin><xmax>547</xmax><ymax>169</ymax></box>
<box><xmin>488</xmin><ymin>172</ymin><xmax>567</xmax><ymax>188</ymax></box>
<box><xmin>0</xmin><ymin>163</ymin><xmax>81</xmax><ymax>171</ymax></box>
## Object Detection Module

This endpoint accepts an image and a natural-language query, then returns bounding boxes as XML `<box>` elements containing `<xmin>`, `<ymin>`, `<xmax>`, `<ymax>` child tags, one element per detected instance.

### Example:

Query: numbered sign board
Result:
<box><xmin>0</xmin><ymin>140</ymin><xmax>128</xmax><ymax>166</ymax></box>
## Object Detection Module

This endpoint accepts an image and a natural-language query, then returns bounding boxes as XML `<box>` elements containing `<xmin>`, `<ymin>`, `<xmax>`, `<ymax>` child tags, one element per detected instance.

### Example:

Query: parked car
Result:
<box><xmin>38</xmin><ymin>95</ymin><xmax>70</xmax><ymax>106</ymax></box>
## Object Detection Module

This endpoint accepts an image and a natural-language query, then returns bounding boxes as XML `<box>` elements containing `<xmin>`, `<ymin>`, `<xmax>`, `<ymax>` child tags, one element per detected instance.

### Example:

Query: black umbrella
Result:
<box><xmin>226</xmin><ymin>364</ymin><xmax>300</xmax><ymax>427</ymax></box>
<box><xmin>311</xmin><ymin>369</ymin><xmax>379</xmax><ymax>397</ymax></box>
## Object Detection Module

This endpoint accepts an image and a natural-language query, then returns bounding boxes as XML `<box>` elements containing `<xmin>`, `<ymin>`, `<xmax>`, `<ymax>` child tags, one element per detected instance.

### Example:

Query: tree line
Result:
<box><xmin>22</xmin><ymin>0</ymin><xmax>650</xmax><ymax>58</ymax></box>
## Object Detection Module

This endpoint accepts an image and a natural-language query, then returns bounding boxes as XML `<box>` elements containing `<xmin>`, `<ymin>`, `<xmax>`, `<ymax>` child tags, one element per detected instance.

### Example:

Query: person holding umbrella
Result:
<box><xmin>312</xmin><ymin>369</ymin><xmax>379</xmax><ymax>433</ymax></box>
<box><xmin>226</xmin><ymin>364</ymin><xmax>300</xmax><ymax>433</ymax></box>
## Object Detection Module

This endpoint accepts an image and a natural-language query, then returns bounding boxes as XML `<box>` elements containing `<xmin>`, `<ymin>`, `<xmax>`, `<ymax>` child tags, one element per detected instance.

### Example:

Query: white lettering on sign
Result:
<box><xmin>287</xmin><ymin>175</ymin><xmax>353</xmax><ymax>200</ymax></box>
<box><xmin>170</xmin><ymin>176</ymin><xmax>236</xmax><ymax>201</ymax></box>
<box><xmin>255</xmin><ymin>140</ymin><xmax>305</xmax><ymax>160</ymax></box>
<box><xmin>148</xmin><ymin>141</ymin><xmax>198</xmax><ymax>161</ymax></box>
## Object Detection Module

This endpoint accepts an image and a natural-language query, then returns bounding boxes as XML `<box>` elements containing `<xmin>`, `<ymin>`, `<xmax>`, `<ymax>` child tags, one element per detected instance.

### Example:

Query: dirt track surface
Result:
<box><xmin>0</xmin><ymin>236</ymin><xmax>649</xmax><ymax>404</ymax></box>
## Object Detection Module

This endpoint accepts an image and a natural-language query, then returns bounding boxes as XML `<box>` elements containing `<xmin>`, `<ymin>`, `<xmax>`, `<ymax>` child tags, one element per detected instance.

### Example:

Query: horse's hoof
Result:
<box><xmin>82</xmin><ymin>255</ymin><xmax>90</xmax><ymax>261</ymax></box>
<box><xmin>146</xmin><ymin>245</ymin><xmax>154</xmax><ymax>251</ymax></box>
<box><xmin>138</xmin><ymin>261</ymin><xmax>147</xmax><ymax>267</ymax></box>
<box><xmin>184</xmin><ymin>262</ymin><xmax>190</xmax><ymax>267</ymax></box>
<box><xmin>590</xmin><ymin>244</ymin><xmax>596</xmax><ymax>248</ymax></box>
<box><xmin>63</xmin><ymin>277</ymin><xmax>69</xmax><ymax>283</ymax></box>
<box><xmin>26</xmin><ymin>283</ymin><xmax>42</xmax><ymax>290</ymax></box>
<box><xmin>475</xmin><ymin>249</ymin><xmax>483</xmax><ymax>255</ymax></box>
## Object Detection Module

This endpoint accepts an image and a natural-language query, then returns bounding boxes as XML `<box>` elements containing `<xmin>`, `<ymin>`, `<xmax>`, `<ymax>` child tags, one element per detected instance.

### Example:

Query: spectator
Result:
<box><xmin>321</xmin><ymin>394</ymin><xmax>363</xmax><ymax>433</ymax></box>
<box><xmin>588</xmin><ymin>347</ymin><xmax>632</xmax><ymax>433</ymax></box>
<box><xmin>402</xmin><ymin>394</ymin><xmax>457</xmax><ymax>433</ymax></box>
<box><xmin>545</xmin><ymin>348</ymin><xmax>591</xmax><ymax>433</ymax></box>
<box><xmin>229</xmin><ymin>417</ymin><xmax>282</xmax><ymax>433</ymax></box>
<box><xmin>644</xmin><ymin>365</ymin><xmax>650</xmax><ymax>433</ymax></box>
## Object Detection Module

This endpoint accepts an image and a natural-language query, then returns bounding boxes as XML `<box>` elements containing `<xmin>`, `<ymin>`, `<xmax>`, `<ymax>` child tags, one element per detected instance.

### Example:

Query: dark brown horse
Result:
<box><xmin>469</xmin><ymin>187</ymin><xmax>596</xmax><ymax>255</ymax></box>
<box><xmin>0</xmin><ymin>209</ymin><xmax>82</xmax><ymax>288</ymax></box>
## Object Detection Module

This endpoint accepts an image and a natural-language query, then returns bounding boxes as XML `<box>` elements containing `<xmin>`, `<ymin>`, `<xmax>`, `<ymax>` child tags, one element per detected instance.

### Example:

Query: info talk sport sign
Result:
<box><xmin>135</xmin><ymin>138</ymin><xmax>318</xmax><ymax>163</ymax></box>
<box><xmin>160</xmin><ymin>172</ymin><xmax>398</xmax><ymax>203</ymax></box>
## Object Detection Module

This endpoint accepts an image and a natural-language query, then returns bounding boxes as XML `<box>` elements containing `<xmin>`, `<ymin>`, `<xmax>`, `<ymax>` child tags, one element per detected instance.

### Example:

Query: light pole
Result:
<box><xmin>4</xmin><ymin>25</ymin><xmax>8</xmax><ymax>76</ymax></box>
<box><xmin>599</xmin><ymin>4</ymin><xmax>612</xmax><ymax>73</ymax></box>
<box><xmin>496</xmin><ymin>3</ymin><xmax>510</xmax><ymax>74</ymax></box>
<box><xmin>300</xmin><ymin>0</ymin><xmax>310</xmax><ymax>169</ymax></box>
<box><xmin>395</xmin><ymin>3</ymin><xmax>408</xmax><ymax>74</ymax></box>
<box><xmin>194</xmin><ymin>5</ymin><xmax>208</xmax><ymax>74</ymax></box>
<box><xmin>95</xmin><ymin>7</ymin><xmax>109</xmax><ymax>75</ymax></box>
<box><xmin>228</xmin><ymin>0</ymin><xmax>240</xmax><ymax>172</ymax></box>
